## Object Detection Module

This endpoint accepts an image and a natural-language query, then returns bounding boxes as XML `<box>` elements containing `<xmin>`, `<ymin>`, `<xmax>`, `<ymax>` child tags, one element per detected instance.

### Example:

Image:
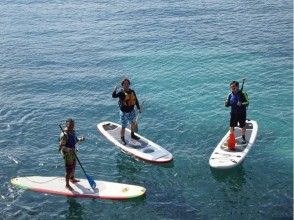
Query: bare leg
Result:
<box><xmin>65</xmin><ymin>173</ymin><xmax>73</xmax><ymax>190</ymax></box>
<box><xmin>241</xmin><ymin>127</ymin><xmax>246</xmax><ymax>136</ymax></box>
<box><xmin>241</xmin><ymin>127</ymin><xmax>246</xmax><ymax>143</ymax></box>
<box><xmin>70</xmin><ymin>160</ymin><xmax>79</xmax><ymax>183</ymax></box>
<box><xmin>131</xmin><ymin>121</ymin><xmax>136</xmax><ymax>133</ymax></box>
<box><xmin>131</xmin><ymin>121</ymin><xmax>139</xmax><ymax>140</ymax></box>
<box><xmin>120</xmin><ymin>127</ymin><xmax>126</xmax><ymax>145</ymax></box>
<box><xmin>121</xmin><ymin>127</ymin><xmax>125</xmax><ymax>137</ymax></box>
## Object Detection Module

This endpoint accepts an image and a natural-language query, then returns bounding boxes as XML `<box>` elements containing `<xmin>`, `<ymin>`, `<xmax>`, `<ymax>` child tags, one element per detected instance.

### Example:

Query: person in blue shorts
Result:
<box><xmin>225</xmin><ymin>81</ymin><xmax>249</xmax><ymax>144</ymax></box>
<box><xmin>112</xmin><ymin>78</ymin><xmax>141</xmax><ymax>145</ymax></box>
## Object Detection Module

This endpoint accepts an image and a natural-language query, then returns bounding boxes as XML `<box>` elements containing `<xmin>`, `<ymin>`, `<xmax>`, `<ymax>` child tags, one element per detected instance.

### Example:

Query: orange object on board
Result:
<box><xmin>228</xmin><ymin>132</ymin><xmax>236</xmax><ymax>150</ymax></box>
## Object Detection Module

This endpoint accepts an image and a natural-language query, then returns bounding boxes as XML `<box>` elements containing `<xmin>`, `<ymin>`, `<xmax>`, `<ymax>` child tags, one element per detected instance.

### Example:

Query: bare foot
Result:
<box><xmin>66</xmin><ymin>185</ymin><xmax>74</xmax><ymax>191</ymax></box>
<box><xmin>70</xmin><ymin>178</ymin><xmax>80</xmax><ymax>183</ymax></box>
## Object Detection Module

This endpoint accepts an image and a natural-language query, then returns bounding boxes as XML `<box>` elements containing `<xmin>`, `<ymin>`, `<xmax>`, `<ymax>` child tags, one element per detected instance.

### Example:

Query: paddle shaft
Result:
<box><xmin>136</xmin><ymin>100</ymin><xmax>145</xmax><ymax>121</ymax></box>
<box><xmin>240</xmin><ymin>78</ymin><xmax>246</xmax><ymax>92</ymax></box>
<box><xmin>135</xmin><ymin>100</ymin><xmax>145</xmax><ymax>132</ymax></box>
<box><xmin>58</xmin><ymin>125</ymin><xmax>88</xmax><ymax>176</ymax></box>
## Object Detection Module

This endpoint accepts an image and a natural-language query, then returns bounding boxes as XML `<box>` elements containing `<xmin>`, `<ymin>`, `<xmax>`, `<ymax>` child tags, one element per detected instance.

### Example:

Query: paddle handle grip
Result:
<box><xmin>241</xmin><ymin>78</ymin><xmax>246</xmax><ymax>91</ymax></box>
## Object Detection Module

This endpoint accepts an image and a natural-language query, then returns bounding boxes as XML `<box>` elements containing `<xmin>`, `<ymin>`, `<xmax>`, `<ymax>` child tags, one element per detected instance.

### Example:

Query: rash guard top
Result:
<box><xmin>225</xmin><ymin>90</ymin><xmax>249</xmax><ymax>114</ymax></box>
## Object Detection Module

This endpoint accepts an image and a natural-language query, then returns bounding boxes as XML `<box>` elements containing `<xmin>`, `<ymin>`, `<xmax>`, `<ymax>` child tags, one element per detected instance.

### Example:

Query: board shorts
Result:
<box><xmin>120</xmin><ymin>109</ymin><xmax>136</xmax><ymax>128</ymax></box>
<box><xmin>230</xmin><ymin>112</ymin><xmax>246</xmax><ymax>128</ymax></box>
<box><xmin>62</xmin><ymin>150</ymin><xmax>76</xmax><ymax>175</ymax></box>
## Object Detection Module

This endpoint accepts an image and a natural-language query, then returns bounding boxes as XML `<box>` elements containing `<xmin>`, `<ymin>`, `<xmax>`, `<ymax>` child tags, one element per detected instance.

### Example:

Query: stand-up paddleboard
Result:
<box><xmin>209</xmin><ymin>120</ymin><xmax>258</xmax><ymax>169</ymax></box>
<box><xmin>97</xmin><ymin>121</ymin><xmax>173</xmax><ymax>163</ymax></box>
<box><xmin>11</xmin><ymin>176</ymin><xmax>146</xmax><ymax>200</ymax></box>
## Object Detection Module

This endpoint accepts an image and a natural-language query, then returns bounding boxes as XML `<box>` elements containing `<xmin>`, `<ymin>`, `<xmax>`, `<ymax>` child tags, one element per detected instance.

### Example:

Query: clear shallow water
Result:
<box><xmin>0</xmin><ymin>0</ymin><xmax>293</xmax><ymax>219</ymax></box>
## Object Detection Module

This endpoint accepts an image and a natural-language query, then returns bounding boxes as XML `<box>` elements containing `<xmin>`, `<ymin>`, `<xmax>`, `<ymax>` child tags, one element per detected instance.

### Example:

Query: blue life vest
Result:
<box><xmin>65</xmin><ymin>132</ymin><xmax>78</xmax><ymax>149</ymax></box>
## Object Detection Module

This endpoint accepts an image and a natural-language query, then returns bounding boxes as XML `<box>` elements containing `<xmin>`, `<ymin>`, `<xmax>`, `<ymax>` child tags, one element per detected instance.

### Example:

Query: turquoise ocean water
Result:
<box><xmin>0</xmin><ymin>0</ymin><xmax>293</xmax><ymax>219</ymax></box>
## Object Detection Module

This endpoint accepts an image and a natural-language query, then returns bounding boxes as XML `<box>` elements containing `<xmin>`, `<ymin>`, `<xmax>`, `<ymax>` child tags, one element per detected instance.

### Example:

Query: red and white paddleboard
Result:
<box><xmin>11</xmin><ymin>176</ymin><xmax>146</xmax><ymax>200</ymax></box>
<box><xmin>97</xmin><ymin>121</ymin><xmax>173</xmax><ymax>163</ymax></box>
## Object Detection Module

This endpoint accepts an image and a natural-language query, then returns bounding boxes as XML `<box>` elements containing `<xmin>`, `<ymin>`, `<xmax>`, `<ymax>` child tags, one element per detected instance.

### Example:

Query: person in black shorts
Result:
<box><xmin>225</xmin><ymin>81</ymin><xmax>249</xmax><ymax>144</ymax></box>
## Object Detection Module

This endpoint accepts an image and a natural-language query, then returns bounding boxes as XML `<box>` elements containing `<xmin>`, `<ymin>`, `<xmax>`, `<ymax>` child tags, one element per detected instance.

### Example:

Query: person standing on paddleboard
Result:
<box><xmin>112</xmin><ymin>78</ymin><xmax>141</xmax><ymax>145</ymax></box>
<box><xmin>225</xmin><ymin>80</ymin><xmax>249</xmax><ymax>144</ymax></box>
<box><xmin>59</xmin><ymin>118</ymin><xmax>85</xmax><ymax>190</ymax></box>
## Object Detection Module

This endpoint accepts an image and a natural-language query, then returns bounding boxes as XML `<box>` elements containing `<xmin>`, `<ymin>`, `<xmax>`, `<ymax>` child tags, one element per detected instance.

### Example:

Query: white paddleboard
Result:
<box><xmin>11</xmin><ymin>176</ymin><xmax>146</xmax><ymax>200</ymax></box>
<box><xmin>209</xmin><ymin>120</ymin><xmax>258</xmax><ymax>169</ymax></box>
<box><xmin>97</xmin><ymin>121</ymin><xmax>173</xmax><ymax>163</ymax></box>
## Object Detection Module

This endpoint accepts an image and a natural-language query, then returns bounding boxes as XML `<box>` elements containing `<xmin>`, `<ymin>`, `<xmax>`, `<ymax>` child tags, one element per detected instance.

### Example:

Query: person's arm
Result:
<box><xmin>225</xmin><ymin>94</ymin><xmax>231</xmax><ymax>107</ymax></box>
<box><xmin>112</xmin><ymin>86</ymin><xmax>121</xmax><ymax>98</ymax></box>
<box><xmin>59</xmin><ymin>133</ymin><xmax>71</xmax><ymax>152</ymax></box>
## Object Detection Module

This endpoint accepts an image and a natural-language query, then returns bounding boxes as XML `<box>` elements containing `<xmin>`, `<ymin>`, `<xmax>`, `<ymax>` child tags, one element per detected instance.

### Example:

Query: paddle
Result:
<box><xmin>58</xmin><ymin>124</ymin><xmax>96</xmax><ymax>190</ymax></box>
<box><xmin>134</xmin><ymin>100</ymin><xmax>145</xmax><ymax>133</ymax></box>
<box><xmin>240</xmin><ymin>78</ymin><xmax>246</xmax><ymax>92</ymax></box>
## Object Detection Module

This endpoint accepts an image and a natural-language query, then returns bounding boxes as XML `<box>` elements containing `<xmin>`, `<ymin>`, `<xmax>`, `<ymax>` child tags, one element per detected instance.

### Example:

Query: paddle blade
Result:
<box><xmin>86</xmin><ymin>175</ymin><xmax>96</xmax><ymax>190</ymax></box>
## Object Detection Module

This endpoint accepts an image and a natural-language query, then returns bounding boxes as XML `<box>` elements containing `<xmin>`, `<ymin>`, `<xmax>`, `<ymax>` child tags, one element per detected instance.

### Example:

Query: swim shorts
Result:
<box><xmin>119</xmin><ymin>109</ymin><xmax>136</xmax><ymax>128</ymax></box>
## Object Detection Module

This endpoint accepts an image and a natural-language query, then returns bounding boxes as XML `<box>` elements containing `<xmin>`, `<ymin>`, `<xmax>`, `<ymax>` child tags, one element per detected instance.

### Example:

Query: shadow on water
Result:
<box><xmin>115</xmin><ymin>153</ymin><xmax>175</xmax><ymax>183</ymax></box>
<box><xmin>155</xmin><ymin>160</ymin><xmax>175</xmax><ymax>169</ymax></box>
<box><xmin>116</xmin><ymin>154</ymin><xmax>144</xmax><ymax>176</ymax></box>
<box><xmin>210</xmin><ymin>165</ymin><xmax>246</xmax><ymax>191</ymax></box>
<box><xmin>66</xmin><ymin>198</ymin><xmax>84</xmax><ymax>220</ymax></box>
<box><xmin>116</xmin><ymin>151</ymin><xmax>175</xmax><ymax>171</ymax></box>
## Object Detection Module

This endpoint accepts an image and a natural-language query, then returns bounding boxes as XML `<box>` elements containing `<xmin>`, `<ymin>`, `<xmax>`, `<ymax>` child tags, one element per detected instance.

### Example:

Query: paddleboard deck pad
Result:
<box><xmin>209</xmin><ymin>120</ymin><xmax>258</xmax><ymax>169</ymax></box>
<box><xmin>97</xmin><ymin>121</ymin><xmax>173</xmax><ymax>163</ymax></box>
<box><xmin>11</xmin><ymin>176</ymin><xmax>146</xmax><ymax>200</ymax></box>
